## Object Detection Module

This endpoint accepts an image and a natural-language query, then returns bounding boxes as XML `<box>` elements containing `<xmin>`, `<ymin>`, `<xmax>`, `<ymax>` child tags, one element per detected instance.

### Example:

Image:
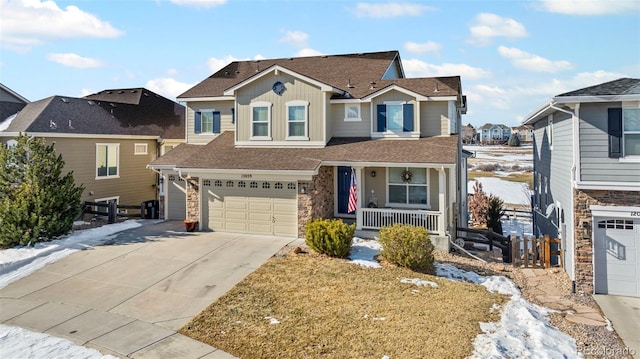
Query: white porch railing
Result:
<box><xmin>360</xmin><ymin>208</ymin><xmax>442</xmax><ymax>235</ymax></box>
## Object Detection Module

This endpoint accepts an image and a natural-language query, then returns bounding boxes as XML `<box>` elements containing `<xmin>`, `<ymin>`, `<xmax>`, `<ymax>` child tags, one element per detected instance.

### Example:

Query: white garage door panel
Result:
<box><xmin>205</xmin><ymin>180</ymin><xmax>297</xmax><ymax>237</ymax></box>
<box><xmin>167</xmin><ymin>174</ymin><xmax>186</xmax><ymax>220</ymax></box>
<box><xmin>594</xmin><ymin>218</ymin><xmax>639</xmax><ymax>297</ymax></box>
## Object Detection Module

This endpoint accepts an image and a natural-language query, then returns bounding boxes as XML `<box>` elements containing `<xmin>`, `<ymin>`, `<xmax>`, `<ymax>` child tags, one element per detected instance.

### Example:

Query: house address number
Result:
<box><xmin>241</xmin><ymin>174</ymin><xmax>252</xmax><ymax>179</ymax></box>
<box><xmin>631</xmin><ymin>211</ymin><xmax>640</xmax><ymax>217</ymax></box>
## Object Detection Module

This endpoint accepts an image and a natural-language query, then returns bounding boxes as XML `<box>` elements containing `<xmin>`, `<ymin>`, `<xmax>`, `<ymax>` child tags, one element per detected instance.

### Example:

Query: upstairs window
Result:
<box><xmin>345</xmin><ymin>104</ymin><xmax>361</xmax><ymax>121</ymax></box>
<box><xmin>623</xmin><ymin>108</ymin><xmax>640</xmax><ymax>156</ymax></box>
<box><xmin>195</xmin><ymin>110</ymin><xmax>221</xmax><ymax>134</ymax></box>
<box><xmin>286</xmin><ymin>100</ymin><xmax>309</xmax><ymax>139</ymax></box>
<box><xmin>376</xmin><ymin>102</ymin><xmax>414</xmax><ymax>132</ymax></box>
<box><xmin>134</xmin><ymin>143</ymin><xmax>148</xmax><ymax>155</ymax></box>
<box><xmin>96</xmin><ymin>143</ymin><xmax>119</xmax><ymax>179</ymax></box>
<box><xmin>251</xmin><ymin>102</ymin><xmax>271</xmax><ymax>138</ymax></box>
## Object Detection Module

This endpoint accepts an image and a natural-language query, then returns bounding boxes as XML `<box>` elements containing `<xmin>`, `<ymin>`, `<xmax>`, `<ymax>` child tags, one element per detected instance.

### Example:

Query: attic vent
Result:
<box><xmin>87</xmin><ymin>100</ymin><xmax>95</xmax><ymax>105</ymax></box>
<box><xmin>369</xmin><ymin>81</ymin><xmax>376</xmax><ymax>89</ymax></box>
<box><xmin>321</xmin><ymin>55</ymin><xmax>327</xmax><ymax>58</ymax></box>
<box><xmin>235</xmin><ymin>70</ymin><xmax>240</xmax><ymax>74</ymax></box>
<box><xmin>108</xmin><ymin>91</ymin><xmax>113</xmax><ymax>94</ymax></box>
<box><xmin>434</xmin><ymin>83</ymin><xmax>440</xmax><ymax>92</ymax></box>
<box><xmin>110</xmin><ymin>103</ymin><xmax>117</xmax><ymax>107</ymax></box>
<box><xmin>118</xmin><ymin>90</ymin><xmax>124</xmax><ymax>94</ymax></box>
<box><xmin>61</xmin><ymin>98</ymin><xmax>69</xmax><ymax>103</ymax></box>
<box><xmin>224</xmin><ymin>71</ymin><xmax>229</xmax><ymax>75</ymax></box>
<box><xmin>131</xmin><ymin>90</ymin><xmax>137</xmax><ymax>93</ymax></box>
<box><xmin>68</xmin><ymin>120</ymin><xmax>74</xmax><ymax>129</ymax></box>
<box><xmin>347</xmin><ymin>78</ymin><xmax>354</xmax><ymax>88</ymax></box>
<box><xmin>49</xmin><ymin>120</ymin><xmax>57</xmax><ymax>129</ymax></box>
<box><xmin>143</xmin><ymin>92</ymin><xmax>149</xmax><ymax>96</ymax></box>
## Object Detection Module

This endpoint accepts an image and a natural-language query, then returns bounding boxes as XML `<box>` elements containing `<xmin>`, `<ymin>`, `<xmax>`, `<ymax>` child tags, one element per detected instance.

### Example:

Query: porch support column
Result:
<box><xmin>354</xmin><ymin>166</ymin><xmax>364</xmax><ymax>230</ymax></box>
<box><xmin>449</xmin><ymin>167</ymin><xmax>456</xmax><ymax>227</ymax></box>
<box><xmin>437</xmin><ymin>167</ymin><xmax>446</xmax><ymax>236</ymax></box>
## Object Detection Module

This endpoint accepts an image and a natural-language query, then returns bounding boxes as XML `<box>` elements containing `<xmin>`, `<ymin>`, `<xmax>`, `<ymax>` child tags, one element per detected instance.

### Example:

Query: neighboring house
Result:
<box><xmin>0</xmin><ymin>83</ymin><xmax>29</xmax><ymax>130</ymax></box>
<box><xmin>511</xmin><ymin>124</ymin><xmax>533</xmax><ymax>142</ymax></box>
<box><xmin>149</xmin><ymin>50</ymin><xmax>468</xmax><ymax>250</ymax></box>
<box><xmin>524</xmin><ymin>78</ymin><xmax>640</xmax><ymax>298</ymax></box>
<box><xmin>0</xmin><ymin>88</ymin><xmax>185</xmax><ymax>211</ymax></box>
<box><xmin>477</xmin><ymin>123</ymin><xmax>511</xmax><ymax>144</ymax></box>
<box><xmin>462</xmin><ymin>123</ymin><xmax>476</xmax><ymax>144</ymax></box>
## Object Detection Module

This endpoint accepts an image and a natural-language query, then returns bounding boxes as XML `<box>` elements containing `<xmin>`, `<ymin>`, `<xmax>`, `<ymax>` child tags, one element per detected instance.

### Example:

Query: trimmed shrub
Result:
<box><xmin>305</xmin><ymin>219</ymin><xmax>355</xmax><ymax>258</ymax></box>
<box><xmin>486</xmin><ymin>195</ymin><xmax>506</xmax><ymax>235</ymax></box>
<box><xmin>507</xmin><ymin>133</ymin><xmax>521</xmax><ymax>147</ymax></box>
<box><xmin>379</xmin><ymin>224</ymin><xmax>434</xmax><ymax>272</ymax></box>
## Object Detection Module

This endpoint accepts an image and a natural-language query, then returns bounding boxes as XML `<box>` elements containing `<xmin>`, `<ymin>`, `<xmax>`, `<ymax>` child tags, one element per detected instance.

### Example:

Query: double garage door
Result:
<box><xmin>594</xmin><ymin>217</ymin><xmax>639</xmax><ymax>297</ymax></box>
<box><xmin>203</xmin><ymin>179</ymin><xmax>298</xmax><ymax>237</ymax></box>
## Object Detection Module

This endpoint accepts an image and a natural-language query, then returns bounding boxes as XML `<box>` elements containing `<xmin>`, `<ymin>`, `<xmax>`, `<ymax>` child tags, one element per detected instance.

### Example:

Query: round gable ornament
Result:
<box><xmin>272</xmin><ymin>81</ymin><xmax>285</xmax><ymax>95</ymax></box>
<box><xmin>401</xmin><ymin>170</ymin><xmax>413</xmax><ymax>183</ymax></box>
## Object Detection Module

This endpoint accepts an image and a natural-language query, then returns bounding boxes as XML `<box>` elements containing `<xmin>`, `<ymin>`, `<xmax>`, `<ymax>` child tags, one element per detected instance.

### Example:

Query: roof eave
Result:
<box><xmin>553</xmin><ymin>93</ymin><xmax>640</xmax><ymax>104</ymax></box>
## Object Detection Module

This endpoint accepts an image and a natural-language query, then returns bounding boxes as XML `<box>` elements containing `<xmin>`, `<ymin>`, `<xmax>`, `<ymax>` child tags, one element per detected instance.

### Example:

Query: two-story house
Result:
<box><xmin>511</xmin><ymin>124</ymin><xmax>534</xmax><ymax>143</ymax></box>
<box><xmin>477</xmin><ymin>123</ymin><xmax>511</xmax><ymax>144</ymax></box>
<box><xmin>0</xmin><ymin>88</ymin><xmax>185</xmax><ymax>210</ymax></box>
<box><xmin>524</xmin><ymin>78</ymin><xmax>640</xmax><ymax>298</ymax></box>
<box><xmin>462</xmin><ymin>123</ymin><xmax>476</xmax><ymax>144</ymax></box>
<box><xmin>149</xmin><ymin>51</ymin><xmax>468</xmax><ymax>251</ymax></box>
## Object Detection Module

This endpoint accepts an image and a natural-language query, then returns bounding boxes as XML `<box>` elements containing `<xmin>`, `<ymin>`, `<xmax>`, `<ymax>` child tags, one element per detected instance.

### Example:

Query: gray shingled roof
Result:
<box><xmin>6</xmin><ymin>89</ymin><xmax>185</xmax><ymax>139</ymax></box>
<box><xmin>557</xmin><ymin>78</ymin><xmax>640</xmax><ymax>97</ymax></box>
<box><xmin>150</xmin><ymin>131</ymin><xmax>458</xmax><ymax>171</ymax></box>
<box><xmin>179</xmin><ymin>51</ymin><xmax>461</xmax><ymax>100</ymax></box>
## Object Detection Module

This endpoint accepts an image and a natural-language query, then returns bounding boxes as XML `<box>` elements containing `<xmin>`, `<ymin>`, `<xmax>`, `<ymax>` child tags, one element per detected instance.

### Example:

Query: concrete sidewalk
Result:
<box><xmin>0</xmin><ymin>220</ymin><xmax>297</xmax><ymax>358</ymax></box>
<box><xmin>593</xmin><ymin>295</ymin><xmax>640</xmax><ymax>358</ymax></box>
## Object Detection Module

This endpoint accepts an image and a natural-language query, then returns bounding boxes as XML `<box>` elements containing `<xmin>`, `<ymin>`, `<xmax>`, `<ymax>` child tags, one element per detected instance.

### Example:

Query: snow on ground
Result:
<box><xmin>0</xmin><ymin>325</ymin><xmax>117</xmax><ymax>359</ymax></box>
<box><xmin>349</xmin><ymin>237</ymin><xmax>382</xmax><ymax>268</ymax></box>
<box><xmin>349</xmin><ymin>239</ymin><xmax>582</xmax><ymax>358</ymax></box>
<box><xmin>468</xmin><ymin>177</ymin><xmax>530</xmax><ymax>206</ymax></box>
<box><xmin>0</xmin><ymin>220</ymin><xmax>144</xmax><ymax>358</ymax></box>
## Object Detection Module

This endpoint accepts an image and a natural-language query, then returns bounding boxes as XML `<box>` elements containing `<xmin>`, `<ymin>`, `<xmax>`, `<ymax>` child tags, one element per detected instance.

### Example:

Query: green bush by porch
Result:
<box><xmin>305</xmin><ymin>219</ymin><xmax>355</xmax><ymax>258</ymax></box>
<box><xmin>379</xmin><ymin>224</ymin><xmax>435</xmax><ymax>272</ymax></box>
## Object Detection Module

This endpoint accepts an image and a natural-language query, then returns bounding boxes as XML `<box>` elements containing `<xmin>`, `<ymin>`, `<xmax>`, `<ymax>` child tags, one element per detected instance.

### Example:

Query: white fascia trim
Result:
<box><xmin>523</xmin><ymin>101</ymin><xmax>554</xmax><ymax>125</ymax></box>
<box><xmin>0</xmin><ymin>132</ymin><xmax>159</xmax><ymax>140</ymax></box>
<box><xmin>0</xmin><ymin>84</ymin><xmax>30</xmax><ymax>103</ymax></box>
<box><xmin>362</xmin><ymin>85</ymin><xmax>428</xmax><ymax>101</ymax></box>
<box><xmin>177</xmin><ymin>96</ymin><xmax>235</xmax><ymax>102</ymax></box>
<box><xmin>177</xmin><ymin>168</ymin><xmax>317</xmax><ymax>180</ymax></box>
<box><xmin>234</xmin><ymin>140</ymin><xmax>326</xmax><ymax>148</ymax></box>
<box><xmin>576</xmin><ymin>181</ymin><xmax>640</xmax><ymax>191</ymax></box>
<box><xmin>554</xmin><ymin>94</ymin><xmax>640</xmax><ymax>104</ymax></box>
<box><xmin>223</xmin><ymin>65</ymin><xmax>334</xmax><ymax>96</ymax></box>
<box><xmin>321</xmin><ymin>161</ymin><xmax>456</xmax><ymax>169</ymax></box>
<box><xmin>590</xmin><ymin>205</ymin><xmax>640</xmax><ymax>218</ymax></box>
<box><xmin>331</xmin><ymin>98</ymin><xmax>364</xmax><ymax>104</ymax></box>
<box><xmin>146</xmin><ymin>164</ymin><xmax>177</xmax><ymax>170</ymax></box>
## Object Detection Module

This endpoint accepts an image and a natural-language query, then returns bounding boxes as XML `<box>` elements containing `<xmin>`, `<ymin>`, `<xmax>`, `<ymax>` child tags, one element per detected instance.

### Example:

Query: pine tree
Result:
<box><xmin>0</xmin><ymin>134</ymin><xmax>84</xmax><ymax>247</ymax></box>
<box><xmin>508</xmin><ymin>133</ymin><xmax>521</xmax><ymax>147</ymax></box>
<box><xmin>486</xmin><ymin>195</ymin><xmax>506</xmax><ymax>235</ymax></box>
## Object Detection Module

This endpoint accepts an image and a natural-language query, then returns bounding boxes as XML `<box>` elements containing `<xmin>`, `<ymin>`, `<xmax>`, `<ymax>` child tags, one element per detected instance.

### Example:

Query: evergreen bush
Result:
<box><xmin>486</xmin><ymin>195</ymin><xmax>506</xmax><ymax>235</ymax></box>
<box><xmin>305</xmin><ymin>219</ymin><xmax>355</xmax><ymax>258</ymax></box>
<box><xmin>507</xmin><ymin>133</ymin><xmax>521</xmax><ymax>147</ymax></box>
<box><xmin>379</xmin><ymin>224</ymin><xmax>434</xmax><ymax>272</ymax></box>
<box><xmin>0</xmin><ymin>134</ymin><xmax>84</xmax><ymax>247</ymax></box>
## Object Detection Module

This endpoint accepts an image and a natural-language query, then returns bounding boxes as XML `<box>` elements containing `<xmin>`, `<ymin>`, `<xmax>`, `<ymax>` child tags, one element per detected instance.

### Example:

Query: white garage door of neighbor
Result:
<box><xmin>166</xmin><ymin>174</ymin><xmax>186</xmax><ymax>220</ymax></box>
<box><xmin>594</xmin><ymin>218</ymin><xmax>639</xmax><ymax>297</ymax></box>
<box><xmin>204</xmin><ymin>180</ymin><xmax>297</xmax><ymax>237</ymax></box>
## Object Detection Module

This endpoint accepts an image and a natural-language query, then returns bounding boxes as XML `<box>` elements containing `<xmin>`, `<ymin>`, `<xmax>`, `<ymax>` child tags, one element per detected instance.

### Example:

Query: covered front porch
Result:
<box><xmin>330</xmin><ymin>165</ymin><xmax>456</xmax><ymax>245</ymax></box>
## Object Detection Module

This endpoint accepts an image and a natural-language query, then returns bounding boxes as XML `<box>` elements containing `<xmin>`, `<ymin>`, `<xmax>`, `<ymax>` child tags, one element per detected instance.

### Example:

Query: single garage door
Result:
<box><xmin>203</xmin><ymin>179</ymin><xmax>297</xmax><ymax>237</ymax></box>
<box><xmin>594</xmin><ymin>218</ymin><xmax>639</xmax><ymax>297</ymax></box>
<box><xmin>166</xmin><ymin>173</ymin><xmax>186</xmax><ymax>220</ymax></box>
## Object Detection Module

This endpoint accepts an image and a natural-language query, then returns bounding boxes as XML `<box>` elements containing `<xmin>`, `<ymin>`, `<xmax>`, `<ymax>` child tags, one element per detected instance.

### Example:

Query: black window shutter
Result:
<box><xmin>608</xmin><ymin>108</ymin><xmax>622</xmax><ymax>158</ymax></box>
<box><xmin>403</xmin><ymin>104</ymin><xmax>414</xmax><ymax>132</ymax></box>
<box><xmin>213</xmin><ymin>111</ymin><xmax>221</xmax><ymax>133</ymax></box>
<box><xmin>194</xmin><ymin>111</ymin><xmax>202</xmax><ymax>134</ymax></box>
<box><xmin>376</xmin><ymin>104</ymin><xmax>386</xmax><ymax>132</ymax></box>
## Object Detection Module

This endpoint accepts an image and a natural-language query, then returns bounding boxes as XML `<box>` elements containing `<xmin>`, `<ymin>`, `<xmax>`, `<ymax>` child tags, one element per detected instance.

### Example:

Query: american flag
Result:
<box><xmin>347</xmin><ymin>168</ymin><xmax>357</xmax><ymax>213</ymax></box>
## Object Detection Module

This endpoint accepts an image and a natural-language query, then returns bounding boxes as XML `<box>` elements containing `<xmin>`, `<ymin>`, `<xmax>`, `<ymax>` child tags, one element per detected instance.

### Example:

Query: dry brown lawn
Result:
<box><xmin>180</xmin><ymin>251</ymin><xmax>506</xmax><ymax>359</ymax></box>
<box><xmin>468</xmin><ymin>170</ymin><xmax>533</xmax><ymax>189</ymax></box>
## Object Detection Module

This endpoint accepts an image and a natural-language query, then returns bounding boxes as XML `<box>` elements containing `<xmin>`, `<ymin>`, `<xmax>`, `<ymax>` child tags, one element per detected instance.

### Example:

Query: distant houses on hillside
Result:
<box><xmin>462</xmin><ymin>122</ymin><xmax>533</xmax><ymax>144</ymax></box>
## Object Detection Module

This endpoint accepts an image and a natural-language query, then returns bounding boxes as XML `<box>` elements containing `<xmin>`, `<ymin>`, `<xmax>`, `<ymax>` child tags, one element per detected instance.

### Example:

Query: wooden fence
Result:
<box><xmin>511</xmin><ymin>234</ymin><xmax>562</xmax><ymax>268</ymax></box>
<box><xmin>80</xmin><ymin>200</ymin><xmax>158</xmax><ymax>224</ymax></box>
<box><xmin>501</xmin><ymin>207</ymin><xmax>532</xmax><ymax>221</ymax></box>
<box><xmin>456</xmin><ymin>227</ymin><xmax>512</xmax><ymax>263</ymax></box>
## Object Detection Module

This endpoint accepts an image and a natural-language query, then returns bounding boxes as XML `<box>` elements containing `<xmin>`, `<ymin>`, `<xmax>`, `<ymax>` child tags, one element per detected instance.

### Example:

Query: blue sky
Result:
<box><xmin>1</xmin><ymin>0</ymin><xmax>638</xmax><ymax>127</ymax></box>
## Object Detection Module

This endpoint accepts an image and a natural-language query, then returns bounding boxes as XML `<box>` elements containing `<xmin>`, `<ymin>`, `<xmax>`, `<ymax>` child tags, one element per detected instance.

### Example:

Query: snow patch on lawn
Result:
<box><xmin>399</xmin><ymin>278</ymin><xmax>438</xmax><ymax>287</ymax></box>
<box><xmin>349</xmin><ymin>237</ymin><xmax>382</xmax><ymax>268</ymax></box>
<box><xmin>468</xmin><ymin>177</ymin><xmax>530</xmax><ymax>205</ymax></box>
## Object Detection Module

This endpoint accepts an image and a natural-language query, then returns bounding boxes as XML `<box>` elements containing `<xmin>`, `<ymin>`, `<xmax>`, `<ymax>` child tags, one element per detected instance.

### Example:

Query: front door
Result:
<box><xmin>337</xmin><ymin>166</ymin><xmax>352</xmax><ymax>215</ymax></box>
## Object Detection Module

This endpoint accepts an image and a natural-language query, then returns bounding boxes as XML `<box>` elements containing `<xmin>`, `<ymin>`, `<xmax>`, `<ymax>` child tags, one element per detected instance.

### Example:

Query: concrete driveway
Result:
<box><xmin>0</xmin><ymin>220</ymin><xmax>298</xmax><ymax>358</ymax></box>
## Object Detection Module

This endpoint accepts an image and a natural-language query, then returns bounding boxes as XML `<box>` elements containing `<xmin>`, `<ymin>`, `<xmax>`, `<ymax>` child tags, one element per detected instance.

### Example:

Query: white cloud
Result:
<box><xmin>166</xmin><ymin>68</ymin><xmax>179</xmax><ymax>76</ymax></box>
<box><xmin>0</xmin><ymin>0</ymin><xmax>123</xmax><ymax>51</ymax></box>
<box><xmin>145</xmin><ymin>78</ymin><xmax>194</xmax><ymax>99</ymax></box>
<box><xmin>295</xmin><ymin>48</ymin><xmax>324</xmax><ymax>57</ymax></box>
<box><xmin>169</xmin><ymin>0</ymin><xmax>226</xmax><ymax>8</ymax></box>
<box><xmin>403</xmin><ymin>59</ymin><xmax>491</xmax><ymax>80</ymax></box>
<box><xmin>207</xmin><ymin>54</ymin><xmax>266</xmax><ymax>73</ymax></box>
<box><xmin>47</xmin><ymin>53</ymin><xmax>104</xmax><ymax>68</ymax></box>
<box><xmin>80</xmin><ymin>88</ymin><xmax>94</xmax><ymax>97</ymax></box>
<box><xmin>404</xmin><ymin>41</ymin><xmax>442</xmax><ymax>55</ymax></box>
<box><xmin>354</xmin><ymin>2</ymin><xmax>434</xmax><ymax>18</ymax></box>
<box><xmin>537</xmin><ymin>0</ymin><xmax>639</xmax><ymax>15</ymax></box>
<box><xmin>467</xmin><ymin>13</ymin><xmax>528</xmax><ymax>46</ymax></box>
<box><xmin>474</xmin><ymin>84</ymin><xmax>507</xmax><ymax>95</ymax></box>
<box><xmin>498</xmin><ymin>46</ymin><xmax>573</xmax><ymax>73</ymax></box>
<box><xmin>280</xmin><ymin>30</ymin><xmax>308</xmax><ymax>48</ymax></box>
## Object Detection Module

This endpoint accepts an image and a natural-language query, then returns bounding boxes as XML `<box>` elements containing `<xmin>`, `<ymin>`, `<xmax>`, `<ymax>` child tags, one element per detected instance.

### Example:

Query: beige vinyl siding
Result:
<box><xmin>18</xmin><ymin>137</ymin><xmax>158</xmax><ymax>206</ymax></box>
<box><xmin>186</xmin><ymin>100</ymin><xmax>235</xmax><ymax>145</ymax></box>
<box><xmin>235</xmin><ymin>73</ymin><xmax>325</xmax><ymax>143</ymax></box>
<box><xmin>324</xmin><ymin>93</ymin><xmax>333</xmax><ymax>142</ymax></box>
<box><xmin>579</xmin><ymin>103</ymin><xmax>640</xmax><ymax>182</ymax></box>
<box><xmin>331</xmin><ymin>102</ymin><xmax>371</xmax><ymax>137</ymax></box>
<box><xmin>420</xmin><ymin>102</ymin><xmax>449</xmax><ymax>137</ymax></box>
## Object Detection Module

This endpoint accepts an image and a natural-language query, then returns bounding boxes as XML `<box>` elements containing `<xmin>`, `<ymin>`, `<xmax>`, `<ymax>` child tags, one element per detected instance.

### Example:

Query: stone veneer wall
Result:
<box><xmin>158</xmin><ymin>195</ymin><xmax>165</xmax><ymax>220</ymax></box>
<box><xmin>573</xmin><ymin>189</ymin><xmax>640</xmax><ymax>295</ymax></box>
<box><xmin>297</xmin><ymin>166</ymin><xmax>335</xmax><ymax>238</ymax></box>
<box><xmin>186</xmin><ymin>177</ymin><xmax>199</xmax><ymax>222</ymax></box>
